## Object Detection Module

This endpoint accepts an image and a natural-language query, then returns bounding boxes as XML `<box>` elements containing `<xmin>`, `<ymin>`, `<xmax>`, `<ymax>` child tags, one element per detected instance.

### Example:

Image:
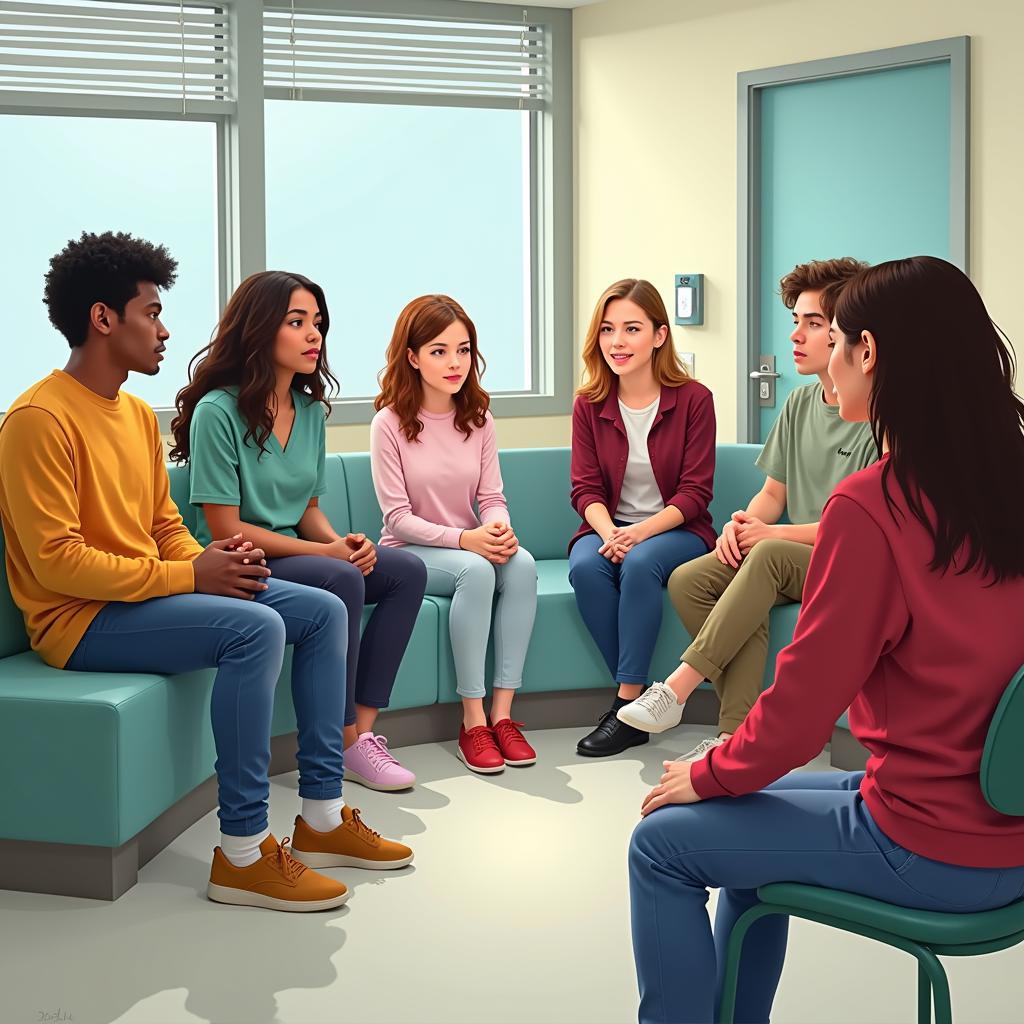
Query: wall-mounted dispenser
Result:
<box><xmin>674</xmin><ymin>274</ymin><xmax>704</xmax><ymax>326</ymax></box>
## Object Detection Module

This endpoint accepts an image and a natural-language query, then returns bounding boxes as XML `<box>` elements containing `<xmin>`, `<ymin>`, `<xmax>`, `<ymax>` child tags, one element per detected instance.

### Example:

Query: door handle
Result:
<box><xmin>752</xmin><ymin>356</ymin><xmax>779</xmax><ymax>408</ymax></box>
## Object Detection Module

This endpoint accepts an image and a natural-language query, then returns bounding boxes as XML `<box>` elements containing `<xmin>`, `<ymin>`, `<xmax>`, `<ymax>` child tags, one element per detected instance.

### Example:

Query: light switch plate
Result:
<box><xmin>680</xmin><ymin>351</ymin><xmax>695</xmax><ymax>377</ymax></box>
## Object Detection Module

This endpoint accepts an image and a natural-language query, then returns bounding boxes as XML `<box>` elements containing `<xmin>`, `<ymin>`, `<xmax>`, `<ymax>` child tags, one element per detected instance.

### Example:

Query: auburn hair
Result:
<box><xmin>169</xmin><ymin>270</ymin><xmax>337</xmax><ymax>463</ymax></box>
<box><xmin>374</xmin><ymin>294</ymin><xmax>489</xmax><ymax>442</ymax></box>
<box><xmin>577</xmin><ymin>279</ymin><xmax>691</xmax><ymax>404</ymax></box>
<box><xmin>779</xmin><ymin>257</ymin><xmax>870</xmax><ymax>322</ymax></box>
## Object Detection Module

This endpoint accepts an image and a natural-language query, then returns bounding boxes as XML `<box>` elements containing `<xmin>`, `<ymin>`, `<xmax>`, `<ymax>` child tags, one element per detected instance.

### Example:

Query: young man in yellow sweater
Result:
<box><xmin>0</xmin><ymin>231</ymin><xmax>412</xmax><ymax>911</ymax></box>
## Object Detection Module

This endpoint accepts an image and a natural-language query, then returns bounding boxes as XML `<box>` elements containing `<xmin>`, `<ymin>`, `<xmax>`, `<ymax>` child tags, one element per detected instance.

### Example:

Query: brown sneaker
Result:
<box><xmin>207</xmin><ymin>834</ymin><xmax>350</xmax><ymax>912</ymax></box>
<box><xmin>290</xmin><ymin>806</ymin><xmax>414</xmax><ymax>870</ymax></box>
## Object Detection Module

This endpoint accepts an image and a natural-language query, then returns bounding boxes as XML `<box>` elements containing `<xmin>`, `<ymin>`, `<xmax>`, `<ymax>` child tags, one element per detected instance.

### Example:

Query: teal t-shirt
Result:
<box><xmin>755</xmin><ymin>382</ymin><xmax>877</xmax><ymax>525</ymax></box>
<box><xmin>188</xmin><ymin>387</ymin><xmax>327</xmax><ymax>546</ymax></box>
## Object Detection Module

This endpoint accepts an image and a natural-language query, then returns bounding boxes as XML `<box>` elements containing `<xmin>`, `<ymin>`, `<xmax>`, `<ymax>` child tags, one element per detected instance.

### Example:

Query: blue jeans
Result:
<box><xmin>569</xmin><ymin>523</ymin><xmax>709</xmax><ymax>685</ymax></box>
<box><xmin>628</xmin><ymin>770</ymin><xmax>1024</xmax><ymax>1024</ymax></box>
<box><xmin>66</xmin><ymin>580</ymin><xmax>348</xmax><ymax>838</ymax></box>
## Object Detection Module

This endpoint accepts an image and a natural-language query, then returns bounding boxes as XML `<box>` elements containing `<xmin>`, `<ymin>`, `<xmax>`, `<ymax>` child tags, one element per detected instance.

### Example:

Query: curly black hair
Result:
<box><xmin>43</xmin><ymin>230</ymin><xmax>178</xmax><ymax>348</ymax></box>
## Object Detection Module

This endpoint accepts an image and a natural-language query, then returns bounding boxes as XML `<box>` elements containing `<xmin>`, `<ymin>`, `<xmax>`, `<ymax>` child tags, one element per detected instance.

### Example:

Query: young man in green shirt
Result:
<box><xmin>615</xmin><ymin>258</ymin><xmax>876</xmax><ymax>751</ymax></box>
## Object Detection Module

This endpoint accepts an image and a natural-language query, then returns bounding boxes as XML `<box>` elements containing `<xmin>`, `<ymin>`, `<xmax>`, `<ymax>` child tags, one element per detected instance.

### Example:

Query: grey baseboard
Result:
<box><xmin>2</xmin><ymin>690</ymin><xmax>721</xmax><ymax>902</ymax></box>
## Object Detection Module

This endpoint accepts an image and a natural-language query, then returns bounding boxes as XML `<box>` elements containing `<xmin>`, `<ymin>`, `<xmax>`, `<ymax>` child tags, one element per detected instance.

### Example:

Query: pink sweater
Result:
<box><xmin>370</xmin><ymin>407</ymin><xmax>511</xmax><ymax>549</ymax></box>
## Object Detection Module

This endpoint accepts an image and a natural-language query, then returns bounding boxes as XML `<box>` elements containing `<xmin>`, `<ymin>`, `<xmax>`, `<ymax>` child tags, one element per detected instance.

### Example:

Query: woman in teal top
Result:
<box><xmin>171</xmin><ymin>271</ymin><xmax>427</xmax><ymax>793</ymax></box>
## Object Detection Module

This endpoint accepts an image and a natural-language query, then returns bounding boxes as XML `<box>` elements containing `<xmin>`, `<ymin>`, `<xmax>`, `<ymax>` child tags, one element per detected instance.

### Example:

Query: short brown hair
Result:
<box><xmin>779</xmin><ymin>257</ymin><xmax>869</xmax><ymax>322</ymax></box>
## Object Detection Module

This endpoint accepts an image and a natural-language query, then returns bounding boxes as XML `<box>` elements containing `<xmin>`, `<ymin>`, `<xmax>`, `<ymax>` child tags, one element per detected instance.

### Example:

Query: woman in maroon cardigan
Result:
<box><xmin>569</xmin><ymin>279</ymin><xmax>717</xmax><ymax>758</ymax></box>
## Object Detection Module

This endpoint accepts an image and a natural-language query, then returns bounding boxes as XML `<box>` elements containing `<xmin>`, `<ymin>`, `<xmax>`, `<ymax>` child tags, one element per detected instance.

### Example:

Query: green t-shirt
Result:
<box><xmin>188</xmin><ymin>387</ymin><xmax>327</xmax><ymax>546</ymax></box>
<box><xmin>755</xmin><ymin>382</ymin><xmax>877</xmax><ymax>525</ymax></box>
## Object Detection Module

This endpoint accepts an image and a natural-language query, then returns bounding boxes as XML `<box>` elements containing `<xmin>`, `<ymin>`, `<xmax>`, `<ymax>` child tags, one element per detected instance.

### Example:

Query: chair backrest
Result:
<box><xmin>980</xmin><ymin>664</ymin><xmax>1024</xmax><ymax>816</ymax></box>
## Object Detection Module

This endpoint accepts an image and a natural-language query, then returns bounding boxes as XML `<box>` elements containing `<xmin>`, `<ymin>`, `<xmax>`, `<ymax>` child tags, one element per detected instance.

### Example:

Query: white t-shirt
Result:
<box><xmin>615</xmin><ymin>397</ymin><xmax>663</xmax><ymax>522</ymax></box>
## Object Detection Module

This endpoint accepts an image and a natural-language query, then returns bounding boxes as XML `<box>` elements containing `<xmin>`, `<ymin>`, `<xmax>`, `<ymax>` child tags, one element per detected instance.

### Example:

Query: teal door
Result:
<box><xmin>756</xmin><ymin>61</ymin><xmax>952</xmax><ymax>439</ymax></box>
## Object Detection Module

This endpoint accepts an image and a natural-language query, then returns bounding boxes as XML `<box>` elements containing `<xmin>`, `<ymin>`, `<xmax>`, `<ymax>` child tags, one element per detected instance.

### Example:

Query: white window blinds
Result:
<box><xmin>263</xmin><ymin>6</ymin><xmax>547</xmax><ymax>110</ymax></box>
<box><xmin>0</xmin><ymin>1</ymin><xmax>230</xmax><ymax>105</ymax></box>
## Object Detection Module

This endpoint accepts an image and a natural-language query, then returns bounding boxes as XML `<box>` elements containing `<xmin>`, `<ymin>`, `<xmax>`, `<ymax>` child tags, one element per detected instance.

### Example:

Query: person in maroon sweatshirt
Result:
<box><xmin>628</xmin><ymin>256</ymin><xmax>1024</xmax><ymax>1024</ymax></box>
<box><xmin>568</xmin><ymin>278</ymin><xmax>717</xmax><ymax>758</ymax></box>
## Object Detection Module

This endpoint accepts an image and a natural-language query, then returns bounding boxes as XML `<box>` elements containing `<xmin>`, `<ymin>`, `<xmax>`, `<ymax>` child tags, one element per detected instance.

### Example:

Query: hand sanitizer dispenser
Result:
<box><xmin>675</xmin><ymin>274</ymin><xmax>704</xmax><ymax>326</ymax></box>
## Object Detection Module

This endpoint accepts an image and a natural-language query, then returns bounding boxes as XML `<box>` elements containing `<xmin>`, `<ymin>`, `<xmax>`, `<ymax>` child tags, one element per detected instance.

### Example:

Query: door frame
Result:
<box><xmin>736</xmin><ymin>36</ymin><xmax>970</xmax><ymax>443</ymax></box>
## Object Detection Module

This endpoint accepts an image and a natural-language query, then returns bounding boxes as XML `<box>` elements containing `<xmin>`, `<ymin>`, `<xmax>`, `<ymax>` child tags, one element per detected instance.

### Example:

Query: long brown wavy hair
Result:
<box><xmin>374</xmin><ymin>294</ymin><xmax>489</xmax><ymax>442</ymax></box>
<box><xmin>169</xmin><ymin>271</ymin><xmax>339</xmax><ymax>462</ymax></box>
<box><xmin>577</xmin><ymin>278</ymin><xmax>692</xmax><ymax>403</ymax></box>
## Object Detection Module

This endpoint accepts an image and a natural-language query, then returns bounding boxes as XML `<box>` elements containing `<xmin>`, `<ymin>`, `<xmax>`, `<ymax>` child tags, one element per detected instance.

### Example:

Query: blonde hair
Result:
<box><xmin>577</xmin><ymin>278</ymin><xmax>691</xmax><ymax>403</ymax></box>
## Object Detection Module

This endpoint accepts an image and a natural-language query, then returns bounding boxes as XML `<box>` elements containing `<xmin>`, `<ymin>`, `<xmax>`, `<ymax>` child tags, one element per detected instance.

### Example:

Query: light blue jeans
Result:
<box><xmin>403</xmin><ymin>545</ymin><xmax>537</xmax><ymax>699</ymax></box>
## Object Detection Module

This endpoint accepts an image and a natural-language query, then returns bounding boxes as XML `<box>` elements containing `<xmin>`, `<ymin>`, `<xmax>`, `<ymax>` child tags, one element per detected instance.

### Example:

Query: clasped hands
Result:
<box><xmin>326</xmin><ymin>533</ymin><xmax>377</xmax><ymax>576</ymax></box>
<box><xmin>460</xmin><ymin>521</ymin><xmax>520</xmax><ymax>564</ymax></box>
<box><xmin>598</xmin><ymin>522</ymin><xmax>648</xmax><ymax>563</ymax></box>
<box><xmin>714</xmin><ymin>511</ymin><xmax>776</xmax><ymax>569</ymax></box>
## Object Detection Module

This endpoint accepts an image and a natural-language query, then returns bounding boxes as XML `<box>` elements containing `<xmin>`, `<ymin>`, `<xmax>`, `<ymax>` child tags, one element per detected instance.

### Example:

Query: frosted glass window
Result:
<box><xmin>0</xmin><ymin>114</ymin><xmax>219</xmax><ymax>411</ymax></box>
<box><xmin>265</xmin><ymin>100</ymin><xmax>530</xmax><ymax>399</ymax></box>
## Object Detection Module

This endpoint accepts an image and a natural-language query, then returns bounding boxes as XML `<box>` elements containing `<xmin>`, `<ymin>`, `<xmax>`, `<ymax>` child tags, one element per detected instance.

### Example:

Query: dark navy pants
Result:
<box><xmin>267</xmin><ymin>546</ymin><xmax>427</xmax><ymax>725</ymax></box>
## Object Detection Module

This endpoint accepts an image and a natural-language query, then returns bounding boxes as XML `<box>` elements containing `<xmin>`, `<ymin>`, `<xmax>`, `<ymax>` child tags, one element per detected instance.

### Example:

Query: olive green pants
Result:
<box><xmin>667</xmin><ymin>539</ymin><xmax>812</xmax><ymax>734</ymax></box>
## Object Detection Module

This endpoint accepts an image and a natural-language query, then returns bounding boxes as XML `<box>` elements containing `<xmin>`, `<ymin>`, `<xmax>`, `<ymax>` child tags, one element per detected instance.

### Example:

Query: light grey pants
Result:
<box><xmin>403</xmin><ymin>545</ymin><xmax>538</xmax><ymax>699</ymax></box>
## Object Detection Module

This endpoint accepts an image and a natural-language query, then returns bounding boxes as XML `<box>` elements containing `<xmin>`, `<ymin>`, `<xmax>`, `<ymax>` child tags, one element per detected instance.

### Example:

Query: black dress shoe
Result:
<box><xmin>576</xmin><ymin>707</ymin><xmax>650</xmax><ymax>757</ymax></box>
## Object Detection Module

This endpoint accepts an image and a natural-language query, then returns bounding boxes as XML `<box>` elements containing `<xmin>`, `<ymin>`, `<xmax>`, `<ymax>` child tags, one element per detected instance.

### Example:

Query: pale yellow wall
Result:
<box><xmin>574</xmin><ymin>0</ymin><xmax>1023</xmax><ymax>441</ymax></box>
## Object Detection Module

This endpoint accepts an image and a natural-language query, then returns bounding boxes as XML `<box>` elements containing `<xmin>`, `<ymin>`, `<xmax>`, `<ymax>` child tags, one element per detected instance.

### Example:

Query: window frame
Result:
<box><xmin>0</xmin><ymin>0</ymin><xmax>573</xmax><ymax>430</ymax></box>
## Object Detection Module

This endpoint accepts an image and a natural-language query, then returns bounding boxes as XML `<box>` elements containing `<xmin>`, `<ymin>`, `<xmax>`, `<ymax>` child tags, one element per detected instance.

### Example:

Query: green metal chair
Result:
<box><xmin>719</xmin><ymin>665</ymin><xmax>1024</xmax><ymax>1024</ymax></box>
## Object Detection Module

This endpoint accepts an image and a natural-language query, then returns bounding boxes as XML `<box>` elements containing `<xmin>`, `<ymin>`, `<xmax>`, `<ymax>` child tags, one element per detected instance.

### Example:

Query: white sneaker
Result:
<box><xmin>615</xmin><ymin>682</ymin><xmax>684</xmax><ymax>734</ymax></box>
<box><xmin>675</xmin><ymin>735</ymin><xmax>726</xmax><ymax>763</ymax></box>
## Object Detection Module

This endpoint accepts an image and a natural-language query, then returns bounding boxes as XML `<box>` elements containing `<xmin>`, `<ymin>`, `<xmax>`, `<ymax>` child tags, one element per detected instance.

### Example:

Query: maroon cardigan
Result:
<box><xmin>568</xmin><ymin>380</ymin><xmax>717</xmax><ymax>553</ymax></box>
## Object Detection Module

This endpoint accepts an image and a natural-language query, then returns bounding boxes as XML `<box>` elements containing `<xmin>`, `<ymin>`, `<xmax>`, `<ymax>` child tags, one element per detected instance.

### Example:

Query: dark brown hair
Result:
<box><xmin>780</xmin><ymin>257</ymin><xmax>870</xmax><ymax>322</ymax></box>
<box><xmin>577</xmin><ymin>278</ymin><xmax>692</xmax><ymax>403</ymax></box>
<box><xmin>374</xmin><ymin>295</ymin><xmax>489</xmax><ymax>442</ymax></box>
<box><xmin>169</xmin><ymin>271</ymin><xmax>338</xmax><ymax>462</ymax></box>
<box><xmin>834</xmin><ymin>255</ymin><xmax>1024</xmax><ymax>582</ymax></box>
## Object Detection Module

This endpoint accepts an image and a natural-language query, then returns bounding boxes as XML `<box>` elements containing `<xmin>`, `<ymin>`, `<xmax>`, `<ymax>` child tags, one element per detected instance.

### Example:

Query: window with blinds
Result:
<box><xmin>263</xmin><ymin>7</ymin><xmax>547</xmax><ymax>110</ymax></box>
<box><xmin>0</xmin><ymin>0</ymin><xmax>230</xmax><ymax>104</ymax></box>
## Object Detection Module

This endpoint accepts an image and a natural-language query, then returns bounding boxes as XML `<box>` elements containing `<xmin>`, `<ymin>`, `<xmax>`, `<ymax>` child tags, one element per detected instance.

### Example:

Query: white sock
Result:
<box><xmin>220</xmin><ymin>826</ymin><xmax>271</xmax><ymax>868</ymax></box>
<box><xmin>301</xmin><ymin>797</ymin><xmax>344</xmax><ymax>833</ymax></box>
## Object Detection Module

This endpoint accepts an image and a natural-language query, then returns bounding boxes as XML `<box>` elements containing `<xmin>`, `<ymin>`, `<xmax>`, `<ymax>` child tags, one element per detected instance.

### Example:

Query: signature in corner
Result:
<box><xmin>37</xmin><ymin>1011</ymin><xmax>73</xmax><ymax>1023</ymax></box>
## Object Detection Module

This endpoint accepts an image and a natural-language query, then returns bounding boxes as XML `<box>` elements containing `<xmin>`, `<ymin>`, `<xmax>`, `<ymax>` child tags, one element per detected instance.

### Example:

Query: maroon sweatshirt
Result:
<box><xmin>569</xmin><ymin>381</ymin><xmax>717</xmax><ymax>554</ymax></box>
<box><xmin>691</xmin><ymin>456</ymin><xmax>1024</xmax><ymax>868</ymax></box>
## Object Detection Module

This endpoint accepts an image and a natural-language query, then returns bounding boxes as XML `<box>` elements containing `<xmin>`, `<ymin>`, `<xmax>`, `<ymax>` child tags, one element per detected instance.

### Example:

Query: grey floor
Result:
<box><xmin>1</xmin><ymin>725</ymin><xmax>1020</xmax><ymax>1024</ymax></box>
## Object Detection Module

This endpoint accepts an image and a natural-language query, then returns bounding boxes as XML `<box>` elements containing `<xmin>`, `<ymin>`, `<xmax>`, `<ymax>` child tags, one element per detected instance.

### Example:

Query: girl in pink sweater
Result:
<box><xmin>370</xmin><ymin>295</ymin><xmax>538</xmax><ymax>775</ymax></box>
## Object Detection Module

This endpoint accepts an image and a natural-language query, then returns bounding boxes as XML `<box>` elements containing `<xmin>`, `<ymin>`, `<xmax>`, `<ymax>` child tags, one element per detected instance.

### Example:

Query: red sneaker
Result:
<box><xmin>491</xmin><ymin>718</ymin><xmax>537</xmax><ymax>766</ymax></box>
<box><xmin>457</xmin><ymin>724</ymin><xmax>505</xmax><ymax>774</ymax></box>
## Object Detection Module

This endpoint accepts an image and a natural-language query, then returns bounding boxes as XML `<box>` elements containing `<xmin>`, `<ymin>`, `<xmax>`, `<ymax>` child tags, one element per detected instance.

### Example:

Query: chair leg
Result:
<box><xmin>915</xmin><ymin>949</ymin><xmax>952</xmax><ymax>1024</ymax></box>
<box><xmin>918</xmin><ymin>960</ymin><xmax>932</xmax><ymax>1024</ymax></box>
<box><xmin>717</xmin><ymin>905</ymin><xmax>777</xmax><ymax>1024</ymax></box>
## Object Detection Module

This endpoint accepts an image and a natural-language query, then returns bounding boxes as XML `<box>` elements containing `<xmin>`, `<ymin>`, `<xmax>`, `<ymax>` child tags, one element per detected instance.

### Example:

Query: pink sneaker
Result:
<box><xmin>343</xmin><ymin>732</ymin><xmax>416</xmax><ymax>792</ymax></box>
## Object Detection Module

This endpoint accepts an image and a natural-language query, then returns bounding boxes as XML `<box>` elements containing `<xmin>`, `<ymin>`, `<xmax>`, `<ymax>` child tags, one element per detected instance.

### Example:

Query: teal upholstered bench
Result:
<box><xmin>0</xmin><ymin>442</ymin><xmax>816</xmax><ymax>900</ymax></box>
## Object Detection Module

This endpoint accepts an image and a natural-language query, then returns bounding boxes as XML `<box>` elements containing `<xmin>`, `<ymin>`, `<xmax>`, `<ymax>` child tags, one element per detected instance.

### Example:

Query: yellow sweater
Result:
<box><xmin>0</xmin><ymin>371</ymin><xmax>203</xmax><ymax>668</ymax></box>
